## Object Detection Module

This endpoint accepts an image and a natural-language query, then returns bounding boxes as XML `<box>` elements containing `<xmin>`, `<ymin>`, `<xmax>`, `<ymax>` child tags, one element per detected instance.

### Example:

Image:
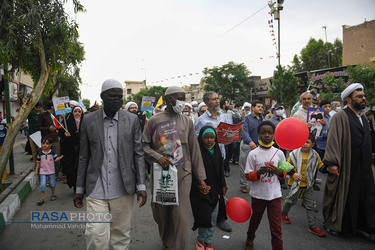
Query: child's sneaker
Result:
<box><xmin>281</xmin><ymin>215</ymin><xmax>291</xmax><ymax>224</ymax></box>
<box><xmin>309</xmin><ymin>227</ymin><xmax>326</xmax><ymax>237</ymax></box>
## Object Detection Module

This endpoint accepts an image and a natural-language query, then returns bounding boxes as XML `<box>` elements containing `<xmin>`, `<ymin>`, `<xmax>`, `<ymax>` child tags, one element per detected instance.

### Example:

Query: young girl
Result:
<box><xmin>35</xmin><ymin>137</ymin><xmax>63</xmax><ymax>205</ymax></box>
<box><xmin>191</xmin><ymin>126</ymin><xmax>227</xmax><ymax>250</ymax></box>
<box><xmin>244</xmin><ymin>121</ymin><xmax>286</xmax><ymax>250</ymax></box>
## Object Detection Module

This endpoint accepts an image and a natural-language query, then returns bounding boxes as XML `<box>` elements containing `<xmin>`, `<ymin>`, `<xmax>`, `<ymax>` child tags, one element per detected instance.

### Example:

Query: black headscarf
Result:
<box><xmin>190</xmin><ymin>125</ymin><xmax>226</xmax><ymax>230</ymax></box>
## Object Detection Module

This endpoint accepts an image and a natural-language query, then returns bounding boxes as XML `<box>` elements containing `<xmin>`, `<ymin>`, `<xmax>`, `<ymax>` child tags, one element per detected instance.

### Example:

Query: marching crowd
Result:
<box><xmin>11</xmin><ymin>79</ymin><xmax>375</xmax><ymax>250</ymax></box>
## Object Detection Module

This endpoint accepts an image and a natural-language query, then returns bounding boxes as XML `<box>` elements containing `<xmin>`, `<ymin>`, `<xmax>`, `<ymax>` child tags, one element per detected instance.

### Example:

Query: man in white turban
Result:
<box><xmin>124</xmin><ymin>101</ymin><xmax>138</xmax><ymax>114</ymax></box>
<box><xmin>323</xmin><ymin>83</ymin><xmax>375</xmax><ymax>242</ymax></box>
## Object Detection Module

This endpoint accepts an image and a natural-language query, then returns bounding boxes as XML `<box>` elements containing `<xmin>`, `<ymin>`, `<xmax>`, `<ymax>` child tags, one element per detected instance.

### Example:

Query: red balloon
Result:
<box><xmin>274</xmin><ymin>117</ymin><xmax>309</xmax><ymax>150</ymax></box>
<box><xmin>226</xmin><ymin>197</ymin><xmax>252</xmax><ymax>223</ymax></box>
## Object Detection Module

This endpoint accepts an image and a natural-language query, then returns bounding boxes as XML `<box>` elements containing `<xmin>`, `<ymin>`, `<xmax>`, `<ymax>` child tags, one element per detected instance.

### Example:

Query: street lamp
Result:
<box><xmin>272</xmin><ymin>0</ymin><xmax>284</xmax><ymax>67</ymax></box>
<box><xmin>322</xmin><ymin>26</ymin><xmax>331</xmax><ymax>68</ymax></box>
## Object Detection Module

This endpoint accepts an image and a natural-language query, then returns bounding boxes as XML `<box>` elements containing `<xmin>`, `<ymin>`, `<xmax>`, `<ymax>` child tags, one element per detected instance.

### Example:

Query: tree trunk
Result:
<box><xmin>0</xmin><ymin>35</ymin><xmax>49</xmax><ymax>190</ymax></box>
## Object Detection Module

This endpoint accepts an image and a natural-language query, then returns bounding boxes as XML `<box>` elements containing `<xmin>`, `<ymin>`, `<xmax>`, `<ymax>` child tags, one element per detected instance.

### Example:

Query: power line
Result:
<box><xmin>222</xmin><ymin>5</ymin><xmax>268</xmax><ymax>36</ymax></box>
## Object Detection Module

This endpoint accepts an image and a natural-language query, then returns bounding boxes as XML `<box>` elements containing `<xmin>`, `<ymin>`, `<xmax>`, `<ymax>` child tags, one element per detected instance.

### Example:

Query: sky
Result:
<box><xmin>67</xmin><ymin>0</ymin><xmax>375</xmax><ymax>104</ymax></box>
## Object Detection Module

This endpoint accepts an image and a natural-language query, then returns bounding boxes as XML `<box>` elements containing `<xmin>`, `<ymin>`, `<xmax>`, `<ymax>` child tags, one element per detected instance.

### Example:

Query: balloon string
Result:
<box><xmin>223</xmin><ymin>196</ymin><xmax>228</xmax><ymax>201</ymax></box>
<box><xmin>267</xmin><ymin>147</ymin><xmax>280</xmax><ymax>166</ymax></box>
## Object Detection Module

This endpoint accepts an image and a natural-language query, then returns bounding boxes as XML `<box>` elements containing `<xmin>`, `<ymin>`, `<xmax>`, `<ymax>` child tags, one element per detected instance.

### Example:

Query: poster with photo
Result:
<box><xmin>307</xmin><ymin>107</ymin><xmax>325</xmax><ymax>141</ymax></box>
<box><xmin>141</xmin><ymin>96</ymin><xmax>155</xmax><ymax>112</ymax></box>
<box><xmin>150</xmin><ymin>119</ymin><xmax>184</xmax><ymax>166</ymax></box>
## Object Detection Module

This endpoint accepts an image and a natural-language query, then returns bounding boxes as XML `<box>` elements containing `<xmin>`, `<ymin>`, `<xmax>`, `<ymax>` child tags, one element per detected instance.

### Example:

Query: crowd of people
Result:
<box><xmin>8</xmin><ymin>79</ymin><xmax>374</xmax><ymax>250</ymax></box>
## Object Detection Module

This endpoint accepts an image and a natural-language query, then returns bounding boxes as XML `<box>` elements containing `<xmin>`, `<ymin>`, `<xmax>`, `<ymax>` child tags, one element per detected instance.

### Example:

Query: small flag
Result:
<box><xmin>48</xmin><ymin>111</ymin><xmax>60</xmax><ymax>129</ymax></box>
<box><xmin>78</xmin><ymin>97</ymin><xmax>87</xmax><ymax>113</ymax></box>
<box><xmin>155</xmin><ymin>96</ymin><xmax>163</xmax><ymax>109</ymax></box>
<box><xmin>145</xmin><ymin>110</ymin><xmax>152</xmax><ymax>125</ymax></box>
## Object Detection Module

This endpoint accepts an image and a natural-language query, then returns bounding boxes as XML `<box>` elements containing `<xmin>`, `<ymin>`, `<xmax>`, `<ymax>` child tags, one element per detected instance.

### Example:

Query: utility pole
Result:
<box><xmin>271</xmin><ymin>1</ymin><xmax>284</xmax><ymax>67</ymax></box>
<box><xmin>322</xmin><ymin>26</ymin><xmax>331</xmax><ymax>68</ymax></box>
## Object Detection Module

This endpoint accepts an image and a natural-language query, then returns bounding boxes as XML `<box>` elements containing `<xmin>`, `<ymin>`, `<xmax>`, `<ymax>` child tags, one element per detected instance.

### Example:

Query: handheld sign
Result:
<box><xmin>52</xmin><ymin>96</ymin><xmax>71</xmax><ymax>115</ymax></box>
<box><xmin>141</xmin><ymin>96</ymin><xmax>155</xmax><ymax>112</ymax></box>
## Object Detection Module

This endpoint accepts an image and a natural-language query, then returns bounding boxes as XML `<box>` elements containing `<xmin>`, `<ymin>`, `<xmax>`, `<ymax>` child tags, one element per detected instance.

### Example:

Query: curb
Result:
<box><xmin>0</xmin><ymin>172</ymin><xmax>38</xmax><ymax>233</ymax></box>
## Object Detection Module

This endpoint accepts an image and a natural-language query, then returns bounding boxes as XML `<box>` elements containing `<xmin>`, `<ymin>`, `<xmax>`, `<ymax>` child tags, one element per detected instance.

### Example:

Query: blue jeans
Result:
<box><xmin>40</xmin><ymin>174</ymin><xmax>56</xmax><ymax>192</ymax></box>
<box><xmin>197</xmin><ymin>202</ymin><xmax>219</xmax><ymax>244</ymax></box>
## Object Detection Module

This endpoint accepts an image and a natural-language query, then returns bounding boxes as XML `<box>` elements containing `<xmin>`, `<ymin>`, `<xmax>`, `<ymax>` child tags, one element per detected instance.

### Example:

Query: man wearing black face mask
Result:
<box><xmin>323</xmin><ymin>83</ymin><xmax>375</xmax><ymax>242</ymax></box>
<box><xmin>142</xmin><ymin>86</ymin><xmax>208</xmax><ymax>250</ymax></box>
<box><xmin>74</xmin><ymin>79</ymin><xmax>147</xmax><ymax>250</ymax></box>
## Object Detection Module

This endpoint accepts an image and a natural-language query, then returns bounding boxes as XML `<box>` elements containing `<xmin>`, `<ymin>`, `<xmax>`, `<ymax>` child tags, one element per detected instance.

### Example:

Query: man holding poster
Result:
<box><xmin>142</xmin><ymin>86</ymin><xmax>208</xmax><ymax>250</ymax></box>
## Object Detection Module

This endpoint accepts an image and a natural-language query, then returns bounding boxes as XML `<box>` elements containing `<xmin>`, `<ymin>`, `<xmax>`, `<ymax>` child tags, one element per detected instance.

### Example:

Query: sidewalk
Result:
<box><xmin>0</xmin><ymin>133</ymin><xmax>37</xmax><ymax>233</ymax></box>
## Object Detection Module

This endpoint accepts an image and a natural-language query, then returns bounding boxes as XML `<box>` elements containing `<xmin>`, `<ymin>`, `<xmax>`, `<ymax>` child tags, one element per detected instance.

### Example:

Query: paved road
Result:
<box><xmin>0</xmin><ymin>158</ymin><xmax>374</xmax><ymax>249</ymax></box>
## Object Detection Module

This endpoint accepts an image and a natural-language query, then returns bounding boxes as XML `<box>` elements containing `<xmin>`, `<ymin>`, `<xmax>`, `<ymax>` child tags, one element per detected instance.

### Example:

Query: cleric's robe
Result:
<box><xmin>323</xmin><ymin>108</ymin><xmax>375</xmax><ymax>234</ymax></box>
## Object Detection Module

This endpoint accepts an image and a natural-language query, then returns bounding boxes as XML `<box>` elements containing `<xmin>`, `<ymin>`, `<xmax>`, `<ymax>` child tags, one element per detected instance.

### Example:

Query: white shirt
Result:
<box><xmin>245</xmin><ymin>146</ymin><xmax>286</xmax><ymax>200</ymax></box>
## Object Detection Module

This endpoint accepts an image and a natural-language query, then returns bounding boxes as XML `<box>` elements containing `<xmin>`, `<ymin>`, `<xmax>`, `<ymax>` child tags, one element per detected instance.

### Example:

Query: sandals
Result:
<box><xmin>50</xmin><ymin>195</ymin><xmax>57</xmax><ymax>201</ymax></box>
<box><xmin>196</xmin><ymin>240</ymin><xmax>205</xmax><ymax>250</ymax></box>
<box><xmin>37</xmin><ymin>199</ymin><xmax>44</xmax><ymax>206</ymax></box>
<box><xmin>245</xmin><ymin>238</ymin><xmax>254</xmax><ymax>250</ymax></box>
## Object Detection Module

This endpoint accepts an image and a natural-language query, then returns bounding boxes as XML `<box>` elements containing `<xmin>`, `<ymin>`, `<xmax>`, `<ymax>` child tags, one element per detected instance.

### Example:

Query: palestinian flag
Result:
<box><xmin>145</xmin><ymin>110</ymin><xmax>152</xmax><ymax>125</ymax></box>
<box><xmin>48</xmin><ymin>111</ymin><xmax>60</xmax><ymax>129</ymax></box>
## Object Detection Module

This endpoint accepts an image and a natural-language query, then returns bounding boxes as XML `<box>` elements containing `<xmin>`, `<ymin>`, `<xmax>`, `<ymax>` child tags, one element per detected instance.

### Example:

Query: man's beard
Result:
<box><xmin>131</xmin><ymin>110</ymin><xmax>137</xmax><ymax>114</ymax></box>
<box><xmin>352</xmin><ymin>101</ymin><xmax>366</xmax><ymax>110</ymax></box>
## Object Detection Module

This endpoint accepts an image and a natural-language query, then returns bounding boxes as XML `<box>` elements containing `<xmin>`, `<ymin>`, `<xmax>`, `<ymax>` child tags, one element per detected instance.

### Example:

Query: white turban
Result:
<box><xmin>243</xmin><ymin>102</ymin><xmax>252</xmax><ymax>108</ymax></box>
<box><xmin>185</xmin><ymin>103</ymin><xmax>192</xmax><ymax>110</ymax></box>
<box><xmin>341</xmin><ymin>83</ymin><xmax>364</xmax><ymax>101</ymax></box>
<box><xmin>101</xmin><ymin>79</ymin><xmax>123</xmax><ymax>93</ymax></box>
<box><xmin>198</xmin><ymin>102</ymin><xmax>207</xmax><ymax>112</ymax></box>
<box><xmin>190</xmin><ymin>101</ymin><xmax>198</xmax><ymax>106</ymax></box>
<box><xmin>124</xmin><ymin>102</ymin><xmax>138</xmax><ymax>111</ymax></box>
<box><xmin>69</xmin><ymin>100</ymin><xmax>80</xmax><ymax>107</ymax></box>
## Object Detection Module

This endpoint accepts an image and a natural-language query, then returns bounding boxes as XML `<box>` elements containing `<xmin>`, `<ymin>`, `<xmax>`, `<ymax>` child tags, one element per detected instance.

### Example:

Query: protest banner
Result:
<box><xmin>52</xmin><ymin>96</ymin><xmax>71</xmax><ymax>115</ymax></box>
<box><xmin>141</xmin><ymin>96</ymin><xmax>155</xmax><ymax>112</ymax></box>
<box><xmin>217</xmin><ymin>122</ymin><xmax>243</xmax><ymax>145</ymax></box>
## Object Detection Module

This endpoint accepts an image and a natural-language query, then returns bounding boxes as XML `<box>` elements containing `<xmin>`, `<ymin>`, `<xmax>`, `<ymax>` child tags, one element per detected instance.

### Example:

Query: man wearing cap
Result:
<box><xmin>323</xmin><ymin>83</ymin><xmax>375</xmax><ymax>241</ymax></box>
<box><xmin>142</xmin><ymin>86</ymin><xmax>208</xmax><ymax>250</ymax></box>
<box><xmin>74</xmin><ymin>79</ymin><xmax>147</xmax><ymax>250</ymax></box>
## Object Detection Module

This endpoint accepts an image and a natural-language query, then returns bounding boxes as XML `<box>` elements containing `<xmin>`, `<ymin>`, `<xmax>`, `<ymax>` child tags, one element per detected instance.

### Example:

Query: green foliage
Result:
<box><xmin>318</xmin><ymin>73</ymin><xmax>346</xmax><ymax>101</ymax></box>
<box><xmin>0</xmin><ymin>0</ymin><xmax>85</xmax><ymax>93</ymax></box>
<box><xmin>203</xmin><ymin>61</ymin><xmax>252</xmax><ymax>103</ymax></box>
<box><xmin>125</xmin><ymin>86</ymin><xmax>168</xmax><ymax>108</ymax></box>
<box><xmin>269</xmin><ymin>65</ymin><xmax>299</xmax><ymax>114</ymax></box>
<box><xmin>82</xmin><ymin>98</ymin><xmax>91</xmax><ymax>108</ymax></box>
<box><xmin>347</xmin><ymin>64</ymin><xmax>375</xmax><ymax>107</ymax></box>
<box><xmin>291</xmin><ymin>38</ymin><xmax>342</xmax><ymax>72</ymax></box>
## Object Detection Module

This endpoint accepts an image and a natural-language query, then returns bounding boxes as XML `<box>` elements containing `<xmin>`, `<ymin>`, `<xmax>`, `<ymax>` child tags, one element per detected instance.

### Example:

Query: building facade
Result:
<box><xmin>0</xmin><ymin>69</ymin><xmax>34</xmax><ymax>121</ymax></box>
<box><xmin>124</xmin><ymin>80</ymin><xmax>146</xmax><ymax>100</ymax></box>
<box><xmin>343</xmin><ymin>19</ymin><xmax>375</xmax><ymax>66</ymax></box>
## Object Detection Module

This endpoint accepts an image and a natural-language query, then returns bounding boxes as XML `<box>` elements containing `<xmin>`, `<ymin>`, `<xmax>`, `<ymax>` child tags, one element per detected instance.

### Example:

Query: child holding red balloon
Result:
<box><xmin>281</xmin><ymin>134</ymin><xmax>327</xmax><ymax>237</ymax></box>
<box><xmin>244</xmin><ymin>121</ymin><xmax>286</xmax><ymax>250</ymax></box>
<box><xmin>191</xmin><ymin>126</ymin><xmax>227</xmax><ymax>250</ymax></box>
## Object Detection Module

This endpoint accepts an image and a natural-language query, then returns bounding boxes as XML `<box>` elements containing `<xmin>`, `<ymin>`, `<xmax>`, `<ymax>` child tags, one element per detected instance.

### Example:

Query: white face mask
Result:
<box><xmin>336</xmin><ymin>107</ymin><xmax>342</xmax><ymax>112</ymax></box>
<box><xmin>245</xmin><ymin>110</ymin><xmax>251</xmax><ymax>115</ymax></box>
<box><xmin>276</xmin><ymin>109</ymin><xmax>284</xmax><ymax>117</ymax></box>
<box><xmin>172</xmin><ymin>99</ymin><xmax>185</xmax><ymax>113</ymax></box>
<box><xmin>183</xmin><ymin>111</ymin><xmax>190</xmax><ymax>116</ymax></box>
<box><xmin>193</xmin><ymin>107</ymin><xmax>198</xmax><ymax>112</ymax></box>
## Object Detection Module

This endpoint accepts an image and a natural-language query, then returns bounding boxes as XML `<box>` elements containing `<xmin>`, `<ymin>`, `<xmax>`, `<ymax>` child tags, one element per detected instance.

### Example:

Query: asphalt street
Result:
<box><xmin>0</xmin><ymin>153</ymin><xmax>374</xmax><ymax>250</ymax></box>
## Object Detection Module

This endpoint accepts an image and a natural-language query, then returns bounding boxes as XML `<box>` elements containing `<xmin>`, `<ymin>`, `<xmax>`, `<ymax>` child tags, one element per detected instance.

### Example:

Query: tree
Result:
<box><xmin>203</xmin><ymin>61</ymin><xmax>252</xmax><ymax>104</ymax></box>
<box><xmin>317</xmin><ymin>73</ymin><xmax>346</xmax><ymax>102</ymax></box>
<box><xmin>347</xmin><ymin>63</ymin><xmax>375</xmax><ymax>107</ymax></box>
<box><xmin>269</xmin><ymin>65</ymin><xmax>299</xmax><ymax>116</ymax></box>
<box><xmin>125</xmin><ymin>86</ymin><xmax>168</xmax><ymax>109</ymax></box>
<box><xmin>82</xmin><ymin>98</ymin><xmax>91</xmax><ymax>109</ymax></box>
<box><xmin>0</xmin><ymin>0</ymin><xmax>85</xmax><ymax>189</ymax></box>
<box><xmin>292</xmin><ymin>38</ymin><xmax>342</xmax><ymax>72</ymax></box>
